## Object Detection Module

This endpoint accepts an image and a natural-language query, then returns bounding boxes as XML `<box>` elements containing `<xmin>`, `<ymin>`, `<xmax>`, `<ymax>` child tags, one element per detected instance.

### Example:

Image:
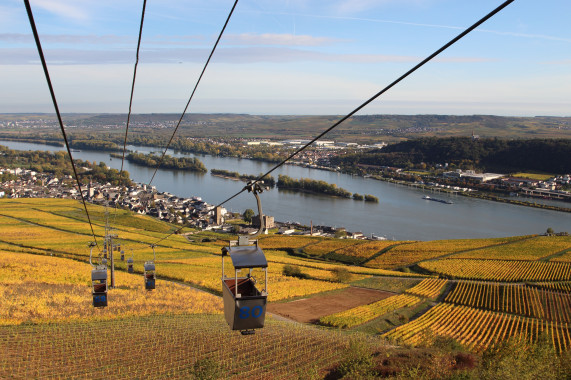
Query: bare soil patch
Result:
<box><xmin>267</xmin><ymin>286</ymin><xmax>394</xmax><ymax>323</ymax></box>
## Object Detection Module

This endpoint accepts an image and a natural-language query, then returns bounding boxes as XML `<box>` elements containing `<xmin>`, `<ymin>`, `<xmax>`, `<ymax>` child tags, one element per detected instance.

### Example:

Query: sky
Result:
<box><xmin>1</xmin><ymin>0</ymin><xmax>570</xmax><ymax>116</ymax></box>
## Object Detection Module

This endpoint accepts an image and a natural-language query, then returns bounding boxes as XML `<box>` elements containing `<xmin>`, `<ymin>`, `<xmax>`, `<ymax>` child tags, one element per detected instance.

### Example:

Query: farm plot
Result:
<box><xmin>445</xmin><ymin>282</ymin><xmax>571</xmax><ymax>323</ymax></box>
<box><xmin>419</xmin><ymin>259</ymin><xmax>571</xmax><ymax>282</ymax></box>
<box><xmin>451</xmin><ymin>235</ymin><xmax>571</xmax><ymax>261</ymax></box>
<box><xmin>365</xmin><ymin>237</ymin><xmax>521</xmax><ymax>269</ymax></box>
<box><xmin>0</xmin><ymin>251</ymin><xmax>222</xmax><ymax>325</ymax></box>
<box><xmin>384</xmin><ymin>303</ymin><xmax>571</xmax><ymax>353</ymax></box>
<box><xmin>0</xmin><ymin>314</ymin><xmax>350</xmax><ymax>379</ymax></box>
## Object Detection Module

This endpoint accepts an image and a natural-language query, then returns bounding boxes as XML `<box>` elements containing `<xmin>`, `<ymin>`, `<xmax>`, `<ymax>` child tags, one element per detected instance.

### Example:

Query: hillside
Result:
<box><xmin>0</xmin><ymin>198</ymin><xmax>570</xmax><ymax>378</ymax></box>
<box><xmin>1</xmin><ymin>113</ymin><xmax>570</xmax><ymax>143</ymax></box>
<box><xmin>331</xmin><ymin>137</ymin><xmax>571</xmax><ymax>173</ymax></box>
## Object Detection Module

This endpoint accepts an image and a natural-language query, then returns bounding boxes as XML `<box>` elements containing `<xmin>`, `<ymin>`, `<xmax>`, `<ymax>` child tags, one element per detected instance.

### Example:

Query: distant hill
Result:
<box><xmin>1</xmin><ymin>113</ymin><xmax>570</xmax><ymax>143</ymax></box>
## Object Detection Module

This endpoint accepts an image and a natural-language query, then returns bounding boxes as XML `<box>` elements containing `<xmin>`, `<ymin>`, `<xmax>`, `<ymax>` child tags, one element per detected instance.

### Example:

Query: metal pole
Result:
<box><xmin>110</xmin><ymin>234</ymin><xmax>114</xmax><ymax>288</ymax></box>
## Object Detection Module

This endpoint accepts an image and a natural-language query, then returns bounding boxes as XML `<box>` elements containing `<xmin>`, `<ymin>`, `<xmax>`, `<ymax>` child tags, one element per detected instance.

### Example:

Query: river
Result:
<box><xmin>1</xmin><ymin>140</ymin><xmax>569</xmax><ymax>241</ymax></box>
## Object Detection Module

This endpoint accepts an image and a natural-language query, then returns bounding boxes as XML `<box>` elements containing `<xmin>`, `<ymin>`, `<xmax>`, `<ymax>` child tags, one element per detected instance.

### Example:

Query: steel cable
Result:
<box><xmin>24</xmin><ymin>0</ymin><xmax>100</xmax><ymax>249</ymax></box>
<box><xmin>147</xmin><ymin>0</ymin><xmax>240</xmax><ymax>187</ymax></box>
<box><xmin>215</xmin><ymin>0</ymin><xmax>515</xmax><ymax>208</ymax></box>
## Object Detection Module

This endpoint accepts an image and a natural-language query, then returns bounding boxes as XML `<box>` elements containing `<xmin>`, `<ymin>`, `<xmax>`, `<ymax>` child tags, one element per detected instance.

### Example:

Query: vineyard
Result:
<box><xmin>0</xmin><ymin>314</ymin><xmax>350</xmax><ymax>379</ymax></box>
<box><xmin>445</xmin><ymin>282</ymin><xmax>571</xmax><ymax>323</ymax></box>
<box><xmin>384</xmin><ymin>303</ymin><xmax>571</xmax><ymax>354</ymax></box>
<box><xmin>364</xmin><ymin>237</ymin><xmax>523</xmax><ymax>269</ymax></box>
<box><xmin>419</xmin><ymin>259</ymin><xmax>571</xmax><ymax>282</ymax></box>
<box><xmin>451</xmin><ymin>235</ymin><xmax>571</xmax><ymax>261</ymax></box>
<box><xmin>0</xmin><ymin>251</ymin><xmax>223</xmax><ymax>325</ymax></box>
<box><xmin>1</xmin><ymin>197</ymin><xmax>570</xmax><ymax>377</ymax></box>
<box><xmin>318</xmin><ymin>279</ymin><xmax>447</xmax><ymax>328</ymax></box>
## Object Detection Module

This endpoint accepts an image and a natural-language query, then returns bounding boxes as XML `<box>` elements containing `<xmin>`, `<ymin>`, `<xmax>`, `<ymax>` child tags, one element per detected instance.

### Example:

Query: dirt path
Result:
<box><xmin>267</xmin><ymin>286</ymin><xmax>394</xmax><ymax>323</ymax></box>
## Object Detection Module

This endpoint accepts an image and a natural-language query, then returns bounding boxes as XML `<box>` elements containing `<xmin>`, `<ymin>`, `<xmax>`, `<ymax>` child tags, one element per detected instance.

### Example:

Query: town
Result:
<box><xmin>0</xmin><ymin>166</ymin><xmax>375</xmax><ymax>239</ymax></box>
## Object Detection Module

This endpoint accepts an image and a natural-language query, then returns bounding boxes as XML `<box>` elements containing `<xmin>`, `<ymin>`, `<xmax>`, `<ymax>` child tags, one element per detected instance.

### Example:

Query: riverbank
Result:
<box><xmin>368</xmin><ymin>175</ymin><xmax>571</xmax><ymax>213</ymax></box>
<box><xmin>2</xmin><ymin>139</ymin><xmax>569</xmax><ymax>241</ymax></box>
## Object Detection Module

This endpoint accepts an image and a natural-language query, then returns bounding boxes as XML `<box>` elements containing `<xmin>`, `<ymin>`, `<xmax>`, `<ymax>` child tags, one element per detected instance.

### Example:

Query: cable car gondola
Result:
<box><xmin>127</xmin><ymin>249</ymin><xmax>134</xmax><ymax>274</ymax></box>
<box><xmin>89</xmin><ymin>241</ymin><xmax>108</xmax><ymax>308</ymax></box>
<box><xmin>144</xmin><ymin>245</ymin><xmax>156</xmax><ymax>290</ymax></box>
<box><xmin>221</xmin><ymin>182</ymin><xmax>268</xmax><ymax>335</ymax></box>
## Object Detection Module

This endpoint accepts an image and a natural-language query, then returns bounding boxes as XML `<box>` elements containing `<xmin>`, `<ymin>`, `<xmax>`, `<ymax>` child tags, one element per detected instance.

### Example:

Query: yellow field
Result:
<box><xmin>365</xmin><ymin>237</ymin><xmax>520</xmax><ymax>269</ymax></box>
<box><xmin>552</xmin><ymin>249</ymin><xmax>571</xmax><ymax>263</ymax></box>
<box><xmin>319</xmin><ymin>294</ymin><xmax>422</xmax><ymax>328</ymax></box>
<box><xmin>452</xmin><ymin>235</ymin><xmax>571</xmax><ymax>261</ymax></box>
<box><xmin>0</xmin><ymin>199</ymin><xmax>197</xmax><ymax>253</ymax></box>
<box><xmin>0</xmin><ymin>251</ymin><xmax>222</xmax><ymax>325</ymax></box>
<box><xmin>303</xmin><ymin>238</ymin><xmax>363</xmax><ymax>256</ymax></box>
<box><xmin>2</xmin><ymin>197</ymin><xmax>570</xmax><ymax>361</ymax></box>
<box><xmin>420</xmin><ymin>259</ymin><xmax>571</xmax><ymax>282</ymax></box>
<box><xmin>511</xmin><ymin>172</ymin><xmax>554</xmax><ymax>181</ymax></box>
<box><xmin>335</xmin><ymin>240</ymin><xmax>398</xmax><ymax>260</ymax></box>
<box><xmin>157</xmin><ymin>255</ymin><xmax>349</xmax><ymax>302</ymax></box>
<box><xmin>384</xmin><ymin>303</ymin><xmax>571</xmax><ymax>353</ymax></box>
<box><xmin>318</xmin><ymin>279</ymin><xmax>446</xmax><ymax>328</ymax></box>
<box><xmin>404</xmin><ymin>278</ymin><xmax>447</xmax><ymax>300</ymax></box>
<box><xmin>258</xmin><ymin>234</ymin><xmax>320</xmax><ymax>249</ymax></box>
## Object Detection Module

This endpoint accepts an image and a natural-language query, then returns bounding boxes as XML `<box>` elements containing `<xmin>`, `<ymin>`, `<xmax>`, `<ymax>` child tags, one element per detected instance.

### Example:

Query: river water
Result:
<box><xmin>2</xmin><ymin>140</ymin><xmax>569</xmax><ymax>241</ymax></box>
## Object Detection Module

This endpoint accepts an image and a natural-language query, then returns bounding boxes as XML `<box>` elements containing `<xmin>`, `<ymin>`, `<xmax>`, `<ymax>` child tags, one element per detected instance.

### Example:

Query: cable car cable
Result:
<box><xmin>215</xmin><ymin>0</ymin><xmax>515</xmax><ymax>208</ymax></box>
<box><xmin>114</xmin><ymin>0</ymin><xmax>147</xmax><ymax>226</ymax></box>
<box><xmin>119</xmin><ymin>0</ymin><xmax>148</xmax><ymax>180</ymax></box>
<box><xmin>150</xmin><ymin>0</ymin><xmax>514</xmax><ymax>247</ymax></box>
<box><xmin>24</xmin><ymin>0</ymin><xmax>100</xmax><ymax>249</ymax></box>
<box><xmin>147</xmin><ymin>0</ymin><xmax>240</xmax><ymax>187</ymax></box>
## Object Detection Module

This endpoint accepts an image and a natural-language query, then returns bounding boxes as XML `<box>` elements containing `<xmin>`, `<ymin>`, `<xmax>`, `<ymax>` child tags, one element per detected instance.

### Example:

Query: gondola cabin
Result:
<box><xmin>127</xmin><ymin>256</ymin><xmax>134</xmax><ymax>274</ymax></box>
<box><xmin>91</xmin><ymin>265</ymin><xmax>108</xmax><ymax>307</ymax></box>
<box><xmin>144</xmin><ymin>261</ymin><xmax>155</xmax><ymax>290</ymax></box>
<box><xmin>221</xmin><ymin>237</ymin><xmax>268</xmax><ymax>335</ymax></box>
<box><xmin>89</xmin><ymin>242</ymin><xmax>108</xmax><ymax>308</ymax></box>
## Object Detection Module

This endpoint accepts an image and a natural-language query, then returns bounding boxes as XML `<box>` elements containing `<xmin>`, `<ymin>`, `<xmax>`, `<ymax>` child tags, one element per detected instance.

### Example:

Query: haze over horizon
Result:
<box><xmin>1</xmin><ymin>0</ymin><xmax>570</xmax><ymax>117</ymax></box>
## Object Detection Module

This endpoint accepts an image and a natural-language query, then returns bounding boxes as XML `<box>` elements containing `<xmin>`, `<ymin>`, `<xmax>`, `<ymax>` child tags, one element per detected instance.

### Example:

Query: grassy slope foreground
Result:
<box><xmin>1</xmin><ymin>198</ymin><xmax>570</xmax><ymax>379</ymax></box>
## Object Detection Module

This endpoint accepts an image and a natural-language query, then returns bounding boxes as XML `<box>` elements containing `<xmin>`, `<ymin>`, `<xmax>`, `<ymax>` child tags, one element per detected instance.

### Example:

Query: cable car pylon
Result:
<box><xmin>221</xmin><ymin>181</ymin><xmax>269</xmax><ymax>335</ymax></box>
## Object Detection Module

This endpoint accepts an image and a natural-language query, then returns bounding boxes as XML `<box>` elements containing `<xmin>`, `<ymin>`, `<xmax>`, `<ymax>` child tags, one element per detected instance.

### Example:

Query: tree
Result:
<box><xmin>243</xmin><ymin>208</ymin><xmax>254</xmax><ymax>224</ymax></box>
<box><xmin>546</xmin><ymin>227</ymin><xmax>554</xmax><ymax>235</ymax></box>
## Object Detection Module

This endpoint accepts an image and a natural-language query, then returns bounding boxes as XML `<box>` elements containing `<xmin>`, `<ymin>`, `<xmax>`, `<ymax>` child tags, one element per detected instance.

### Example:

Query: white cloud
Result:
<box><xmin>0</xmin><ymin>33</ymin><xmax>133</xmax><ymax>45</ymax></box>
<box><xmin>1</xmin><ymin>44</ymin><xmax>492</xmax><ymax>65</ymax></box>
<box><xmin>333</xmin><ymin>0</ymin><xmax>428</xmax><ymax>15</ymax></box>
<box><xmin>224</xmin><ymin>33</ymin><xmax>342</xmax><ymax>46</ymax></box>
<box><xmin>32</xmin><ymin>0</ymin><xmax>89</xmax><ymax>22</ymax></box>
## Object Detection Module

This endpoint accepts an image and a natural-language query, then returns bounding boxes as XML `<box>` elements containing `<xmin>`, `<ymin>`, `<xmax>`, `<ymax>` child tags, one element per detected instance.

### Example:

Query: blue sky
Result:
<box><xmin>1</xmin><ymin>0</ymin><xmax>570</xmax><ymax>116</ymax></box>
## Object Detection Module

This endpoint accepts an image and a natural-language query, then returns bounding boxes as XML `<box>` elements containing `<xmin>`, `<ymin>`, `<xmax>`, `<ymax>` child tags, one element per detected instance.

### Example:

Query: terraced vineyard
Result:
<box><xmin>419</xmin><ymin>259</ymin><xmax>571</xmax><ymax>282</ymax></box>
<box><xmin>318</xmin><ymin>279</ymin><xmax>446</xmax><ymax>328</ymax></box>
<box><xmin>0</xmin><ymin>314</ymin><xmax>349</xmax><ymax>379</ymax></box>
<box><xmin>364</xmin><ymin>237</ymin><xmax>523</xmax><ymax>269</ymax></box>
<box><xmin>1</xmin><ymin>197</ymin><xmax>570</xmax><ymax>377</ymax></box>
<box><xmin>451</xmin><ymin>235</ymin><xmax>571</xmax><ymax>260</ymax></box>
<box><xmin>384</xmin><ymin>303</ymin><xmax>571</xmax><ymax>353</ymax></box>
<box><xmin>0</xmin><ymin>251</ymin><xmax>223</xmax><ymax>325</ymax></box>
<box><xmin>445</xmin><ymin>282</ymin><xmax>571</xmax><ymax>323</ymax></box>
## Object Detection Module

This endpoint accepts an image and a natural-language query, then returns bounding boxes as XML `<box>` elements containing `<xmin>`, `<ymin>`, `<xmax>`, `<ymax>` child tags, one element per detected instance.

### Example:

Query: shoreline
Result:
<box><xmin>368</xmin><ymin>175</ymin><xmax>571</xmax><ymax>213</ymax></box>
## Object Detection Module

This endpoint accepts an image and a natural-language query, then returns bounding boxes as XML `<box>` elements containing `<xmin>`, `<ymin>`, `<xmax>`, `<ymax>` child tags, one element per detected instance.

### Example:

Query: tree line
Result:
<box><xmin>330</xmin><ymin>137</ymin><xmax>571</xmax><ymax>173</ymax></box>
<box><xmin>125</xmin><ymin>152</ymin><xmax>207</xmax><ymax>172</ymax></box>
<box><xmin>210</xmin><ymin>169</ymin><xmax>275</xmax><ymax>187</ymax></box>
<box><xmin>0</xmin><ymin>145</ymin><xmax>132</xmax><ymax>186</ymax></box>
<box><xmin>277</xmin><ymin>175</ymin><xmax>352</xmax><ymax>198</ymax></box>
